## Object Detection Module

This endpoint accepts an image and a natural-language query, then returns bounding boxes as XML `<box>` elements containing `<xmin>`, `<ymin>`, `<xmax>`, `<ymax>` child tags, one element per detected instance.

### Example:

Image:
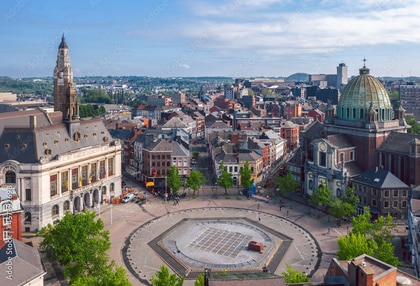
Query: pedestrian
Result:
<box><xmin>327</xmin><ymin>227</ymin><xmax>331</xmax><ymax>234</ymax></box>
<box><xmin>279</xmin><ymin>205</ymin><xmax>282</xmax><ymax>211</ymax></box>
<box><xmin>286</xmin><ymin>210</ymin><xmax>289</xmax><ymax>216</ymax></box>
<box><xmin>259</xmin><ymin>217</ymin><xmax>261</xmax><ymax>222</ymax></box>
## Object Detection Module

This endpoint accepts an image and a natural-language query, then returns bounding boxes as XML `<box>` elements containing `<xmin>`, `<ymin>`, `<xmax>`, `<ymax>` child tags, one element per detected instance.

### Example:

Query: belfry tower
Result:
<box><xmin>53</xmin><ymin>34</ymin><xmax>79</xmax><ymax>123</ymax></box>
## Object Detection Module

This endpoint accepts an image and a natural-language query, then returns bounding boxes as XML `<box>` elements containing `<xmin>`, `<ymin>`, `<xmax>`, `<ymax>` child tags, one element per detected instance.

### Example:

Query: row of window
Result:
<box><xmin>50</xmin><ymin>158</ymin><xmax>114</xmax><ymax>197</ymax></box>
<box><xmin>318</xmin><ymin>151</ymin><xmax>355</xmax><ymax>168</ymax></box>
<box><xmin>359</xmin><ymin>196</ymin><xmax>408</xmax><ymax>208</ymax></box>
<box><xmin>355</xmin><ymin>185</ymin><xmax>408</xmax><ymax>197</ymax></box>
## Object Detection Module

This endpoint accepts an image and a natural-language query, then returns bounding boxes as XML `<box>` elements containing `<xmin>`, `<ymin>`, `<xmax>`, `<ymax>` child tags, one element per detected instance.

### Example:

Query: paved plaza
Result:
<box><xmin>96</xmin><ymin>179</ymin><xmax>346</xmax><ymax>286</ymax></box>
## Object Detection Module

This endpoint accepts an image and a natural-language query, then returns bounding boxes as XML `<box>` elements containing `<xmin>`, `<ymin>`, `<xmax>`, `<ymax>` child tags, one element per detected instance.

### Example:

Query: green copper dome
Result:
<box><xmin>337</xmin><ymin>64</ymin><xmax>393</xmax><ymax>122</ymax></box>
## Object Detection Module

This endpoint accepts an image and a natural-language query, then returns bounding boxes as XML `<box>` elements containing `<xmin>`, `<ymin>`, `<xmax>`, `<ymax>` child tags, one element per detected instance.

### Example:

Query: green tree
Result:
<box><xmin>308</xmin><ymin>184</ymin><xmax>331</xmax><ymax>209</ymax></box>
<box><xmin>39</xmin><ymin>211</ymin><xmax>130</xmax><ymax>284</ymax></box>
<box><xmin>194</xmin><ymin>274</ymin><xmax>205</xmax><ymax>286</ymax></box>
<box><xmin>239</xmin><ymin>161</ymin><xmax>253</xmax><ymax>192</ymax></box>
<box><xmin>406</xmin><ymin>115</ymin><xmax>420</xmax><ymax>134</ymax></box>
<box><xmin>151</xmin><ymin>265</ymin><xmax>184</xmax><ymax>286</ymax></box>
<box><xmin>186</xmin><ymin>170</ymin><xmax>206</xmax><ymax>196</ymax></box>
<box><xmin>282</xmin><ymin>264</ymin><xmax>310</xmax><ymax>283</ymax></box>
<box><xmin>81</xmin><ymin>88</ymin><xmax>112</xmax><ymax>103</ymax></box>
<box><xmin>167</xmin><ymin>166</ymin><xmax>182</xmax><ymax>194</ymax></box>
<box><xmin>337</xmin><ymin>232</ymin><xmax>376</xmax><ymax>260</ymax></box>
<box><xmin>247</xmin><ymin>88</ymin><xmax>254</xmax><ymax>96</ymax></box>
<box><xmin>337</xmin><ymin>206</ymin><xmax>401</xmax><ymax>266</ymax></box>
<box><xmin>217</xmin><ymin>162</ymin><xmax>233</xmax><ymax>195</ymax></box>
<box><xmin>388</xmin><ymin>90</ymin><xmax>399</xmax><ymax>102</ymax></box>
<box><xmin>274</xmin><ymin>173</ymin><xmax>300</xmax><ymax>197</ymax></box>
<box><xmin>329</xmin><ymin>187</ymin><xmax>359</xmax><ymax>221</ymax></box>
<box><xmin>72</xmin><ymin>261</ymin><xmax>131</xmax><ymax>286</ymax></box>
<box><xmin>261</xmin><ymin>88</ymin><xmax>272</xmax><ymax>96</ymax></box>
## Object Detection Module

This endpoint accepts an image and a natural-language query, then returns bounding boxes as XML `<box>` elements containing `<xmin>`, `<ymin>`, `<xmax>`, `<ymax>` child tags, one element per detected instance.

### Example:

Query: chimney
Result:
<box><xmin>29</xmin><ymin>115</ymin><xmax>36</xmax><ymax>129</ymax></box>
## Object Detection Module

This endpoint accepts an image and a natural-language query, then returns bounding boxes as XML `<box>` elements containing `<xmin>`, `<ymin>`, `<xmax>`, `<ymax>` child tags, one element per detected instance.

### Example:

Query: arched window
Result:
<box><xmin>63</xmin><ymin>201</ymin><xmax>70</xmax><ymax>212</ymax></box>
<box><xmin>5</xmin><ymin>170</ymin><xmax>16</xmax><ymax>184</ymax></box>
<box><xmin>24</xmin><ymin>211</ymin><xmax>32</xmax><ymax>223</ymax></box>
<box><xmin>52</xmin><ymin>205</ymin><xmax>59</xmax><ymax>217</ymax></box>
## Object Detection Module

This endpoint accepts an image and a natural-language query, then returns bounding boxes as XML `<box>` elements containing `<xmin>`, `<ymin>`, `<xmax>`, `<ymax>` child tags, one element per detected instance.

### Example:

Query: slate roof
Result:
<box><xmin>378</xmin><ymin>131</ymin><xmax>420</xmax><ymax>154</ymax></box>
<box><xmin>207</xmin><ymin>120</ymin><xmax>230</xmax><ymax>129</ymax></box>
<box><xmin>144</xmin><ymin>138</ymin><xmax>189</xmax><ymax>156</ymax></box>
<box><xmin>109</xmin><ymin>129</ymin><xmax>133</xmax><ymax>141</ymax></box>
<box><xmin>344</xmin><ymin>161</ymin><xmax>362</xmax><ymax>178</ymax></box>
<box><xmin>352</xmin><ymin>168</ymin><xmax>409</xmax><ymax>189</ymax></box>
<box><xmin>327</xmin><ymin>134</ymin><xmax>354</xmax><ymax>149</ymax></box>
<box><xmin>162</xmin><ymin>117</ymin><xmax>188</xmax><ymax>128</ymax></box>
<box><xmin>301</xmin><ymin>120</ymin><xmax>324</xmax><ymax>139</ymax></box>
<box><xmin>0</xmin><ymin>239</ymin><xmax>46</xmax><ymax>286</ymax></box>
<box><xmin>0</xmin><ymin>111</ymin><xmax>115</xmax><ymax>163</ymax></box>
<box><xmin>215</xmin><ymin>150</ymin><xmax>238</xmax><ymax>164</ymax></box>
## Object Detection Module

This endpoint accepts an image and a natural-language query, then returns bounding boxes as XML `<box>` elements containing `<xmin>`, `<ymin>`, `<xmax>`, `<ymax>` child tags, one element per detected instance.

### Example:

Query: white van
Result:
<box><xmin>122</xmin><ymin>193</ymin><xmax>135</xmax><ymax>203</ymax></box>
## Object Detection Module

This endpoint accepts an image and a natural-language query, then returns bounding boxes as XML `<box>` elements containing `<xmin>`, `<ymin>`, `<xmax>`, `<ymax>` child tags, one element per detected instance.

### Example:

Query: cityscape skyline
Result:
<box><xmin>2</xmin><ymin>0</ymin><xmax>420</xmax><ymax>79</ymax></box>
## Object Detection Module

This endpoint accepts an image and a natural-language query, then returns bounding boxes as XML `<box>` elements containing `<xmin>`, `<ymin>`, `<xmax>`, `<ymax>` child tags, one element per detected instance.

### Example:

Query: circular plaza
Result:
<box><xmin>123</xmin><ymin>207</ymin><xmax>321</xmax><ymax>284</ymax></box>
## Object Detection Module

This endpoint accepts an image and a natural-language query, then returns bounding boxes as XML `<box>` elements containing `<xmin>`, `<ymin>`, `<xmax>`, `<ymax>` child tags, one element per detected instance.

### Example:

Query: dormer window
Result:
<box><xmin>73</xmin><ymin>132</ymin><xmax>81</xmax><ymax>142</ymax></box>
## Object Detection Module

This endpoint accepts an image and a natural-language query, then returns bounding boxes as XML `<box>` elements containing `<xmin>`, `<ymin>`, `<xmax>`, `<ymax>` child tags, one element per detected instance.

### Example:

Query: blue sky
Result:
<box><xmin>2</xmin><ymin>0</ymin><xmax>420</xmax><ymax>78</ymax></box>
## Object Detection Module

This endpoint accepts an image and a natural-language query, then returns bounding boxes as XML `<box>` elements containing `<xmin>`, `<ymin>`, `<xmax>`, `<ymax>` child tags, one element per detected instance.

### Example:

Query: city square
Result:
<box><xmin>98</xmin><ymin>179</ymin><xmax>343</xmax><ymax>286</ymax></box>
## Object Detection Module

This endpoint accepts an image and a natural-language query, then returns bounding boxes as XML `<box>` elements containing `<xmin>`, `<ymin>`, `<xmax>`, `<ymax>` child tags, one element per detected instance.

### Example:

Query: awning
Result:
<box><xmin>145</xmin><ymin>182</ymin><xmax>154</xmax><ymax>187</ymax></box>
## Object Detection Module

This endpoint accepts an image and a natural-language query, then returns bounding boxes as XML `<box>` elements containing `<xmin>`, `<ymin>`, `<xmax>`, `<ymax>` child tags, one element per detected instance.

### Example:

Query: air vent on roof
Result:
<box><xmin>374</xmin><ymin>178</ymin><xmax>380</xmax><ymax>182</ymax></box>
<box><xmin>4</xmin><ymin>144</ymin><xmax>10</xmax><ymax>149</ymax></box>
<box><xmin>397</xmin><ymin>275</ymin><xmax>413</xmax><ymax>286</ymax></box>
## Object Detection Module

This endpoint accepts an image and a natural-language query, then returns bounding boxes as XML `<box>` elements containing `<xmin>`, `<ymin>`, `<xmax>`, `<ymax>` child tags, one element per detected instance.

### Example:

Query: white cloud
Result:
<box><xmin>179</xmin><ymin>63</ymin><xmax>190</xmax><ymax>69</ymax></box>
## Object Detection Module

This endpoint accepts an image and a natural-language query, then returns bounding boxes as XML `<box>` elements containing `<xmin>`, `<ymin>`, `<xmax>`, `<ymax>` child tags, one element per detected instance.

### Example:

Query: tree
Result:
<box><xmin>194</xmin><ymin>274</ymin><xmax>205</xmax><ymax>286</ymax></box>
<box><xmin>329</xmin><ymin>187</ymin><xmax>358</xmax><ymax>222</ymax></box>
<box><xmin>337</xmin><ymin>232</ymin><xmax>376</xmax><ymax>260</ymax></box>
<box><xmin>337</xmin><ymin>206</ymin><xmax>401</xmax><ymax>266</ymax></box>
<box><xmin>186</xmin><ymin>170</ymin><xmax>206</xmax><ymax>196</ymax></box>
<box><xmin>282</xmin><ymin>264</ymin><xmax>310</xmax><ymax>283</ymax></box>
<box><xmin>308</xmin><ymin>184</ymin><xmax>331</xmax><ymax>209</ymax></box>
<box><xmin>239</xmin><ymin>161</ymin><xmax>253</xmax><ymax>192</ymax></box>
<box><xmin>167</xmin><ymin>166</ymin><xmax>182</xmax><ymax>194</ymax></box>
<box><xmin>388</xmin><ymin>90</ymin><xmax>399</xmax><ymax>102</ymax></box>
<box><xmin>274</xmin><ymin>173</ymin><xmax>300</xmax><ymax>197</ymax></box>
<box><xmin>72</xmin><ymin>261</ymin><xmax>131</xmax><ymax>286</ymax></box>
<box><xmin>217</xmin><ymin>162</ymin><xmax>232</xmax><ymax>195</ymax></box>
<box><xmin>151</xmin><ymin>265</ymin><xmax>184</xmax><ymax>286</ymax></box>
<box><xmin>406</xmin><ymin>115</ymin><xmax>420</xmax><ymax>134</ymax></box>
<box><xmin>39</xmin><ymin>211</ymin><xmax>130</xmax><ymax>284</ymax></box>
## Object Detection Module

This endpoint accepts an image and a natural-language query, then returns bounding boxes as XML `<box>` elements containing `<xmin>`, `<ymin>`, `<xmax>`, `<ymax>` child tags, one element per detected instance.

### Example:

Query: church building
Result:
<box><xmin>0</xmin><ymin>35</ymin><xmax>122</xmax><ymax>232</ymax></box>
<box><xmin>288</xmin><ymin>61</ymin><xmax>417</xmax><ymax>217</ymax></box>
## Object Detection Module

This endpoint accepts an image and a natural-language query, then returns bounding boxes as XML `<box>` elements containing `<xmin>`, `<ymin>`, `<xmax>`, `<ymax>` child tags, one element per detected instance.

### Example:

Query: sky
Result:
<box><xmin>2</xmin><ymin>0</ymin><xmax>420</xmax><ymax>79</ymax></box>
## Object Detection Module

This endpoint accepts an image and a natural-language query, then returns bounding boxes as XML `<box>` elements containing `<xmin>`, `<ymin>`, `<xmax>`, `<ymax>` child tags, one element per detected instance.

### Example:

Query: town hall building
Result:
<box><xmin>0</xmin><ymin>35</ymin><xmax>122</xmax><ymax>232</ymax></box>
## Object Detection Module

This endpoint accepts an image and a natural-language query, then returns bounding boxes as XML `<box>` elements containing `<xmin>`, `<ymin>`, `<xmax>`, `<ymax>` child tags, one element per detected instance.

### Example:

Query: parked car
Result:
<box><xmin>122</xmin><ymin>193</ymin><xmax>135</xmax><ymax>203</ymax></box>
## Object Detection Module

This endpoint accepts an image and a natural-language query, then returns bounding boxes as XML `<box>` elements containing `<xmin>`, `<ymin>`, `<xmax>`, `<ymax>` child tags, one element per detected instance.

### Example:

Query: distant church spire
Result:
<box><xmin>53</xmin><ymin>34</ymin><xmax>79</xmax><ymax>122</ymax></box>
